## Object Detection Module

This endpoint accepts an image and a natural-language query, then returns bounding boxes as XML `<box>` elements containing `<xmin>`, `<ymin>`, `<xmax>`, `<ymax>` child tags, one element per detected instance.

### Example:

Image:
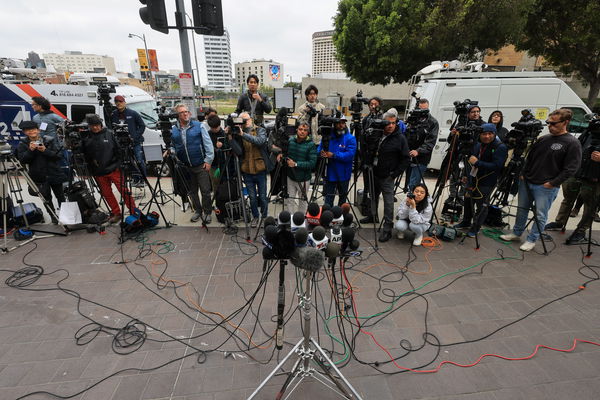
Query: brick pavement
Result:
<box><xmin>0</xmin><ymin>225</ymin><xmax>599</xmax><ymax>400</ymax></box>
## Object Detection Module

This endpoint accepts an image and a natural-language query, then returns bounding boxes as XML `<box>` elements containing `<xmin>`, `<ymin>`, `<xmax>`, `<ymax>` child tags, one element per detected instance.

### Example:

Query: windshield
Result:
<box><xmin>128</xmin><ymin>100</ymin><xmax>159</xmax><ymax>126</ymax></box>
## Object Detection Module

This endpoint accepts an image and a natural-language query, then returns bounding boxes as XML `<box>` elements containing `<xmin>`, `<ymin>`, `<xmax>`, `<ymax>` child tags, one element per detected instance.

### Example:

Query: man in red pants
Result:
<box><xmin>82</xmin><ymin>114</ymin><xmax>136</xmax><ymax>223</ymax></box>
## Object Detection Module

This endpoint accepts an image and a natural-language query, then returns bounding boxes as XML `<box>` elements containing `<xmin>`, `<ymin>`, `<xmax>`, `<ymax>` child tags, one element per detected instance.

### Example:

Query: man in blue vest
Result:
<box><xmin>111</xmin><ymin>95</ymin><xmax>146</xmax><ymax>187</ymax></box>
<box><xmin>170</xmin><ymin>104</ymin><xmax>215</xmax><ymax>223</ymax></box>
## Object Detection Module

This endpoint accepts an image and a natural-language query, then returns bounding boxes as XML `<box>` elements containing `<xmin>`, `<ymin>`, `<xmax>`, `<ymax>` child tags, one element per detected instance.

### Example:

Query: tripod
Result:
<box><xmin>249</xmin><ymin>264</ymin><xmax>363</xmax><ymax>400</ymax></box>
<box><xmin>1</xmin><ymin>152</ymin><xmax>67</xmax><ymax>254</ymax></box>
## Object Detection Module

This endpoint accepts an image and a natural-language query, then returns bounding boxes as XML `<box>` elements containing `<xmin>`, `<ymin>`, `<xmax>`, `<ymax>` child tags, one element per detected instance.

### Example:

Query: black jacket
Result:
<box><xmin>235</xmin><ymin>91</ymin><xmax>272</xmax><ymax>124</ymax></box>
<box><xmin>16</xmin><ymin>135</ymin><xmax>66</xmax><ymax>184</ymax></box>
<box><xmin>209</xmin><ymin>128</ymin><xmax>237</xmax><ymax>181</ymax></box>
<box><xmin>405</xmin><ymin>114</ymin><xmax>439</xmax><ymax>165</ymax></box>
<box><xmin>373</xmin><ymin>127</ymin><xmax>410</xmax><ymax>179</ymax></box>
<box><xmin>468</xmin><ymin>136</ymin><xmax>508</xmax><ymax>187</ymax></box>
<box><xmin>82</xmin><ymin>128</ymin><xmax>121</xmax><ymax>176</ymax></box>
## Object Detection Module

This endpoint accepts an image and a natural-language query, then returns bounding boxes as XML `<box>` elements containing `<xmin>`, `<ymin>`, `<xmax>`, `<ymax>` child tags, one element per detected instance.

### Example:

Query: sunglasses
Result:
<box><xmin>545</xmin><ymin>120</ymin><xmax>564</xmax><ymax>126</ymax></box>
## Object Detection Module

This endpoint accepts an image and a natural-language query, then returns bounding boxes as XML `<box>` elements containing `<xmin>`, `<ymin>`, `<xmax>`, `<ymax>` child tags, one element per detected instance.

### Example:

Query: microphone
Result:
<box><xmin>308</xmin><ymin>226</ymin><xmax>329</xmax><ymax>250</ymax></box>
<box><xmin>294</xmin><ymin>227</ymin><xmax>308</xmax><ymax>247</ymax></box>
<box><xmin>350</xmin><ymin>239</ymin><xmax>360</xmax><ymax>250</ymax></box>
<box><xmin>305</xmin><ymin>202</ymin><xmax>321</xmax><ymax>226</ymax></box>
<box><xmin>341</xmin><ymin>202</ymin><xmax>351</xmax><ymax>216</ymax></box>
<box><xmin>278</xmin><ymin>210</ymin><xmax>291</xmax><ymax>229</ymax></box>
<box><xmin>330</xmin><ymin>227</ymin><xmax>342</xmax><ymax>244</ymax></box>
<box><xmin>262</xmin><ymin>246</ymin><xmax>275</xmax><ymax>260</ymax></box>
<box><xmin>291</xmin><ymin>211</ymin><xmax>306</xmax><ymax>232</ymax></box>
<box><xmin>320</xmin><ymin>210</ymin><xmax>334</xmax><ymax>229</ymax></box>
<box><xmin>325</xmin><ymin>241</ymin><xmax>341</xmax><ymax>261</ymax></box>
<box><xmin>330</xmin><ymin>206</ymin><xmax>344</xmax><ymax>227</ymax></box>
<box><xmin>274</xmin><ymin>229</ymin><xmax>296</xmax><ymax>259</ymax></box>
<box><xmin>264</xmin><ymin>216</ymin><xmax>277</xmax><ymax>228</ymax></box>
<box><xmin>321</xmin><ymin>203</ymin><xmax>331</xmax><ymax>213</ymax></box>
<box><xmin>341</xmin><ymin>227</ymin><xmax>355</xmax><ymax>252</ymax></box>
<box><xmin>262</xmin><ymin>225</ymin><xmax>279</xmax><ymax>249</ymax></box>
<box><xmin>291</xmin><ymin>247</ymin><xmax>324</xmax><ymax>272</ymax></box>
<box><xmin>342</xmin><ymin>213</ymin><xmax>354</xmax><ymax>227</ymax></box>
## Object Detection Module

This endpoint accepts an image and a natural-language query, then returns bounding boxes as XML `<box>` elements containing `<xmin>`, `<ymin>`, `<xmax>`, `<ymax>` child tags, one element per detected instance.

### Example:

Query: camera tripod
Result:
<box><xmin>1</xmin><ymin>152</ymin><xmax>67</xmax><ymax>254</ymax></box>
<box><xmin>249</xmin><ymin>266</ymin><xmax>363</xmax><ymax>400</ymax></box>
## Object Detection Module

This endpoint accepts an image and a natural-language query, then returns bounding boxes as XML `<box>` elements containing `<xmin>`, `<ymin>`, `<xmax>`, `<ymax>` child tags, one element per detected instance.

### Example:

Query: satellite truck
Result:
<box><xmin>0</xmin><ymin>72</ymin><xmax>167</xmax><ymax>175</ymax></box>
<box><xmin>406</xmin><ymin>60</ymin><xmax>592</xmax><ymax>170</ymax></box>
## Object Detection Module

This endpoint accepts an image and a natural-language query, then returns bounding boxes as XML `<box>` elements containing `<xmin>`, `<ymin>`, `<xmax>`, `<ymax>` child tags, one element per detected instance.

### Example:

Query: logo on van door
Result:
<box><xmin>49</xmin><ymin>90</ymin><xmax>84</xmax><ymax>97</ymax></box>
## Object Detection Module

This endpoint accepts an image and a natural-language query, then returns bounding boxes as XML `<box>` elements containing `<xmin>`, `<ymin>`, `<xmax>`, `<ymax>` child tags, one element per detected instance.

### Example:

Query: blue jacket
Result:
<box><xmin>171</xmin><ymin>120</ymin><xmax>215</xmax><ymax>167</ymax></box>
<box><xmin>111</xmin><ymin>108</ymin><xmax>146</xmax><ymax>145</ymax></box>
<box><xmin>32</xmin><ymin>111</ymin><xmax>64</xmax><ymax>139</ymax></box>
<box><xmin>317</xmin><ymin>129</ymin><xmax>356</xmax><ymax>182</ymax></box>
<box><xmin>469</xmin><ymin>136</ymin><xmax>508</xmax><ymax>187</ymax></box>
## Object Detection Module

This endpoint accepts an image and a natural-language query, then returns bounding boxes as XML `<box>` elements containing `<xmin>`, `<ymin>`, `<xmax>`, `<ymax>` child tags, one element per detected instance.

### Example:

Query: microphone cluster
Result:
<box><xmin>261</xmin><ymin>204</ymin><xmax>361</xmax><ymax>270</ymax></box>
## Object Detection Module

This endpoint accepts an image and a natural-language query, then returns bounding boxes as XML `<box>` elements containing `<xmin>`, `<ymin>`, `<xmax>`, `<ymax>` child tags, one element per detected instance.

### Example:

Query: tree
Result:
<box><xmin>284</xmin><ymin>81</ymin><xmax>301</xmax><ymax>90</ymax></box>
<box><xmin>516</xmin><ymin>1</ymin><xmax>600</xmax><ymax>107</ymax></box>
<box><xmin>333</xmin><ymin>0</ymin><xmax>531</xmax><ymax>85</ymax></box>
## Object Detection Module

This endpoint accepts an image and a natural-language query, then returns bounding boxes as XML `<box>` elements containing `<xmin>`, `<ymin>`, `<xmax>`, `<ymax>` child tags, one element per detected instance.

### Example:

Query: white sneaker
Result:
<box><xmin>520</xmin><ymin>241</ymin><xmax>536</xmax><ymax>252</ymax></box>
<box><xmin>413</xmin><ymin>234</ymin><xmax>423</xmax><ymax>246</ymax></box>
<box><xmin>500</xmin><ymin>233</ymin><xmax>521</xmax><ymax>242</ymax></box>
<box><xmin>396</xmin><ymin>231</ymin><xmax>405</xmax><ymax>240</ymax></box>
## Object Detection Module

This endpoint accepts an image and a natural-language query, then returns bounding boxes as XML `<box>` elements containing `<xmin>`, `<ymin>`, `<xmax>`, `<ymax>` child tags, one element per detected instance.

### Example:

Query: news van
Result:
<box><xmin>407</xmin><ymin>63</ymin><xmax>592</xmax><ymax>170</ymax></box>
<box><xmin>0</xmin><ymin>83</ymin><xmax>167</xmax><ymax>174</ymax></box>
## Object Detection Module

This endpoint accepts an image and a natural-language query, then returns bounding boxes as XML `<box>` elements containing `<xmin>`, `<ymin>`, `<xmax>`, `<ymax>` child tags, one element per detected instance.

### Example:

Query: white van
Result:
<box><xmin>0</xmin><ymin>83</ymin><xmax>166</xmax><ymax>173</ymax></box>
<box><xmin>408</xmin><ymin>68</ymin><xmax>592</xmax><ymax>170</ymax></box>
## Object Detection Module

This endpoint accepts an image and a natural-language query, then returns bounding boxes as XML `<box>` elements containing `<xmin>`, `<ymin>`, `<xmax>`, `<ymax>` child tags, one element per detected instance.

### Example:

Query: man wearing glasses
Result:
<box><xmin>501</xmin><ymin>109</ymin><xmax>582</xmax><ymax>251</ymax></box>
<box><xmin>170</xmin><ymin>104</ymin><xmax>215</xmax><ymax>223</ymax></box>
<box><xmin>111</xmin><ymin>95</ymin><xmax>147</xmax><ymax>187</ymax></box>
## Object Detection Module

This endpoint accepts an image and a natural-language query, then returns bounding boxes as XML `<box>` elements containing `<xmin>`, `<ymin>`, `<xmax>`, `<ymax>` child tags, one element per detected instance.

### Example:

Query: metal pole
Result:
<box><xmin>185</xmin><ymin>12</ymin><xmax>202</xmax><ymax>91</ymax></box>
<box><xmin>175</xmin><ymin>0</ymin><xmax>194</xmax><ymax>86</ymax></box>
<box><xmin>128</xmin><ymin>33</ymin><xmax>155</xmax><ymax>94</ymax></box>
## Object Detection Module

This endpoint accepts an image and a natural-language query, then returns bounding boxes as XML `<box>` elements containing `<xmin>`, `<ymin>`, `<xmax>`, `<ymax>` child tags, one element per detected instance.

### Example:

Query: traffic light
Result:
<box><xmin>139</xmin><ymin>0</ymin><xmax>169</xmax><ymax>34</ymax></box>
<box><xmin>191</xmin><ymin>0</ymin><xmax>224</xmax><ymax>36</ymax></box>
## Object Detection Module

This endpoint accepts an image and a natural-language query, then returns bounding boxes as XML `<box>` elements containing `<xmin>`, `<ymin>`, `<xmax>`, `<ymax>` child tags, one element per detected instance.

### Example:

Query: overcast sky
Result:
<box><xmin>2</xmin><ymin>0</ymin><xmax>339</xmax><ymax>84</ymax></box>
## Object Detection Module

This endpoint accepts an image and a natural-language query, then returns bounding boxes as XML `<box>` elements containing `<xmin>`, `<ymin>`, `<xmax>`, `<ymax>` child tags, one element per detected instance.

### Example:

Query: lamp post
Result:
<box><xmin>185</xmin><ymin>12</ymin><xmax>202</xmax><ymax>93</ymax></box>
<box><xmin>128</xmin><ymin>33</ymin><xmax>154</xmax><ymax>93</ymax></box>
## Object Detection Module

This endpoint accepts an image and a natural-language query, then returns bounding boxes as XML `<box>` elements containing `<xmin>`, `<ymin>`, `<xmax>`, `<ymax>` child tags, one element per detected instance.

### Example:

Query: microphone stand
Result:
<box><xmin>249</xmin><ymin>265</ymin><xmax>363</xmax><ymax>400</ymax></box>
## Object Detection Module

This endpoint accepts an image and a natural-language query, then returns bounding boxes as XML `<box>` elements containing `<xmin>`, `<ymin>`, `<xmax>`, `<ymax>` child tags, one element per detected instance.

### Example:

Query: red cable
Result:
<box><xmin>339</xmin><ymin>259</ymin><xmax>600</xmax><ymax>373</ymax></box>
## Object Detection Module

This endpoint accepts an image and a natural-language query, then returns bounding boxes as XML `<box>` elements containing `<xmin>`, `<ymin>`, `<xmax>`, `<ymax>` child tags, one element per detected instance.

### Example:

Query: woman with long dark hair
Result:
<box><xmin>488</xmin><ymin>110</ymin><xmax>509</xmax><ymax>142</ymax></box>
<box><xmin>394</xmin><ymin>184</ymin><xmax>432</xmax><ymax>246</ymax></box>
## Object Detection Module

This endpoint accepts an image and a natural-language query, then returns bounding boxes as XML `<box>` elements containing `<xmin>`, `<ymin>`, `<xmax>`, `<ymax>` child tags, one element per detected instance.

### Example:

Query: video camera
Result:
<box><xmin>318</xmin><ymin>108</ymin><xmax>345</xmax><ymax>152</ymax></box>
<box><xmin>451</xmin><ymin>99</ymin><xmax>482</xmax><ymax>153</ymax></box>
<box><xmin>155</xmin><ymin>106</ymin><xmax>179</xmax><ymax>147</ymax></box>
<box><xmin>349</xmin><ymin>90</ymin><xmax>369</xmax><ymax>114</ymax></box>
<box><xmin>61</xmin><ymin>120</ymin><xmax>90</xmax><ymax>152</ymax></box>
<box><xmin>505</xmin><ymin>109</ymin><xmax>543</xmax><ymax>150</ymax></box>
<box><xmin>226</xmin><ymin>113</ymin><xmax>245</xmax><ymax>132</ymax></box>
<box><xmin>578</xmin><ymin>113</ymin><xmax>600</xmax><ymax>181</ymax></box>
<box><xmin>112</xmin><ymin>121</ymin><xmax>131</xmax><ymax>148</ymax></box>
<box><xmin>404</xmin><ymin>108</ymin><xmax>430</xmax><ymax>150</ymax></box>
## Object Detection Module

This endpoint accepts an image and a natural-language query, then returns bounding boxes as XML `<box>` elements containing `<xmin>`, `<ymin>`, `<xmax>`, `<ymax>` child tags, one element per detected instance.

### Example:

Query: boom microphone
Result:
<box><xmin>291</xmin><ymin>247</ymin><xmax>324</xmax><ymax>272</ymax></box>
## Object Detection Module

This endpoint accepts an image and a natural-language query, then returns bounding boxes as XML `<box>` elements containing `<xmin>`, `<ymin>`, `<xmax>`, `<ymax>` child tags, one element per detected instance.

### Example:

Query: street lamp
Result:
<box><xmin>128</xmin><ymin>33</ymin><xmax>154</xmax><ymax>93</ymax></box>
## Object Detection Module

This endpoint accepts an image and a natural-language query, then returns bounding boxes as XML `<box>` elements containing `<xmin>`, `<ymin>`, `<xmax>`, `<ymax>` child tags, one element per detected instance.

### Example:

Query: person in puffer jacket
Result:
<box><xmin>394</xmin><ymin>184</ymin><xmax>433</xmax><ymax>246</ymax></box>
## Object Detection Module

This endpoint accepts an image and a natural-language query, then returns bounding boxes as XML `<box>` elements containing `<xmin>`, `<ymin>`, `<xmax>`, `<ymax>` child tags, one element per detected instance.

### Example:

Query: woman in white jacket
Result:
<box><xmin>394</xmin><ymin>184</ymin><xmax>433</xmax><ymax>246</ymax></box>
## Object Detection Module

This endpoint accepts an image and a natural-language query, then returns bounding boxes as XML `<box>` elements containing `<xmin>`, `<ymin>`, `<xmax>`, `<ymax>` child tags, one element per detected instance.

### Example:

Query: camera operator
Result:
<box><xmin>297</xmin><ymin>85</ymin><xmax>326</xmax><ymax>145</ymax></box>
<box><xmin>202</xmin><ymin>107</ymin><xmax>218</xmax><ymax>132</ymax></box>
<box><xmin>361</xmin><ymin>97</ymin><xmax>383</xmax><ymax>132</ymax></box>
<box><xmin>277</xmin><ymin>122</ymin><xmax>317</xmax><ymax>212</ymax></box>
<box><xmin>170</xmin><ymin>104</ymin><xmax>215</xmax><ymax>224</ymax></box>
<box><xmin>454</xmin><ymin>124</ymin><xmax>508</xmax><ymax>237</ymax></box>
<box><xmin>16</xmin><ymin>121</ymin><xmax>67</xmax><ymax>224</ymax></box>
<box><xmin>31</xmin><ymin>96</ymin><xmax>64</xmax><ymax>140</ymax></box>
<box><xmin>544</xmin><ymin>115</ymin><xmax>600</xmax><ymax>244</ymax></box>
<box><xmin>500</xmin><ymin>109</ymin><xmax>582</xmax><ymax>251</ymax></box>
<box><xmin>228</xmin><ymin>112</ymin><xmax>274</xmax><ymax>227</ymax></box>
<box><xmin>318</xmin><ymin>115</ymin><xmax>356</xmax><ymax>207</ymax></box>
<box><xmin>487</xmin><ymin>110</ymin><xmax>509</xmax><ymax>142</ymax></box>
<box><xmin>206</xmin><ymin>114</ymin><xmax>235</xmax><ymax>186</ymax></box>
<box><xmin>81</xmin><ymin>114</ymin><xmax>137</xmax><ymax>224</ymax></box>
<box><xmin>361</xmin><ymin>109</ymin><xmax>410</xmax><ymax>242</ymax></box>
<box><xmin>405</xmin><ymin>98</ymin><xmax>439</xmax><ymax>190</ymax></box>
<box><xmin>111</xmin><ymin>95</ymin><xmax>146</xmax><ymax>187</ymax></box>
<box><xmin>235</xmin><ymin>74</ymin><xmax>272</xmax><ymax>126</ymax></box>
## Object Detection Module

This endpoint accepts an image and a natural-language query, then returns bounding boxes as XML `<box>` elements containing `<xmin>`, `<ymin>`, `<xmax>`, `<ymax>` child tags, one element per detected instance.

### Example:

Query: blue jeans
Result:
<box><xmin>512</xmin><ymin>180</ymin><xmax>559</xmax><ymax>242</ymax></box>
<box><xmin>243</xmin><ymin>172</ymin><xmax>268</xmax><ymax>218</ymax></box>
<box><xmin>324</xmin><ymin>180</ymin><xmax>350</xmax><ymax>207</ymax></box>
<box><xmin>407</xmin><ymin>164</ymin><xmax>427</xmax><ymax>191</ymax></box>
<box><xmin>133</xmin><ymin>143</ymin><xmax>147</xmax><ymax>181</ymax></box>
